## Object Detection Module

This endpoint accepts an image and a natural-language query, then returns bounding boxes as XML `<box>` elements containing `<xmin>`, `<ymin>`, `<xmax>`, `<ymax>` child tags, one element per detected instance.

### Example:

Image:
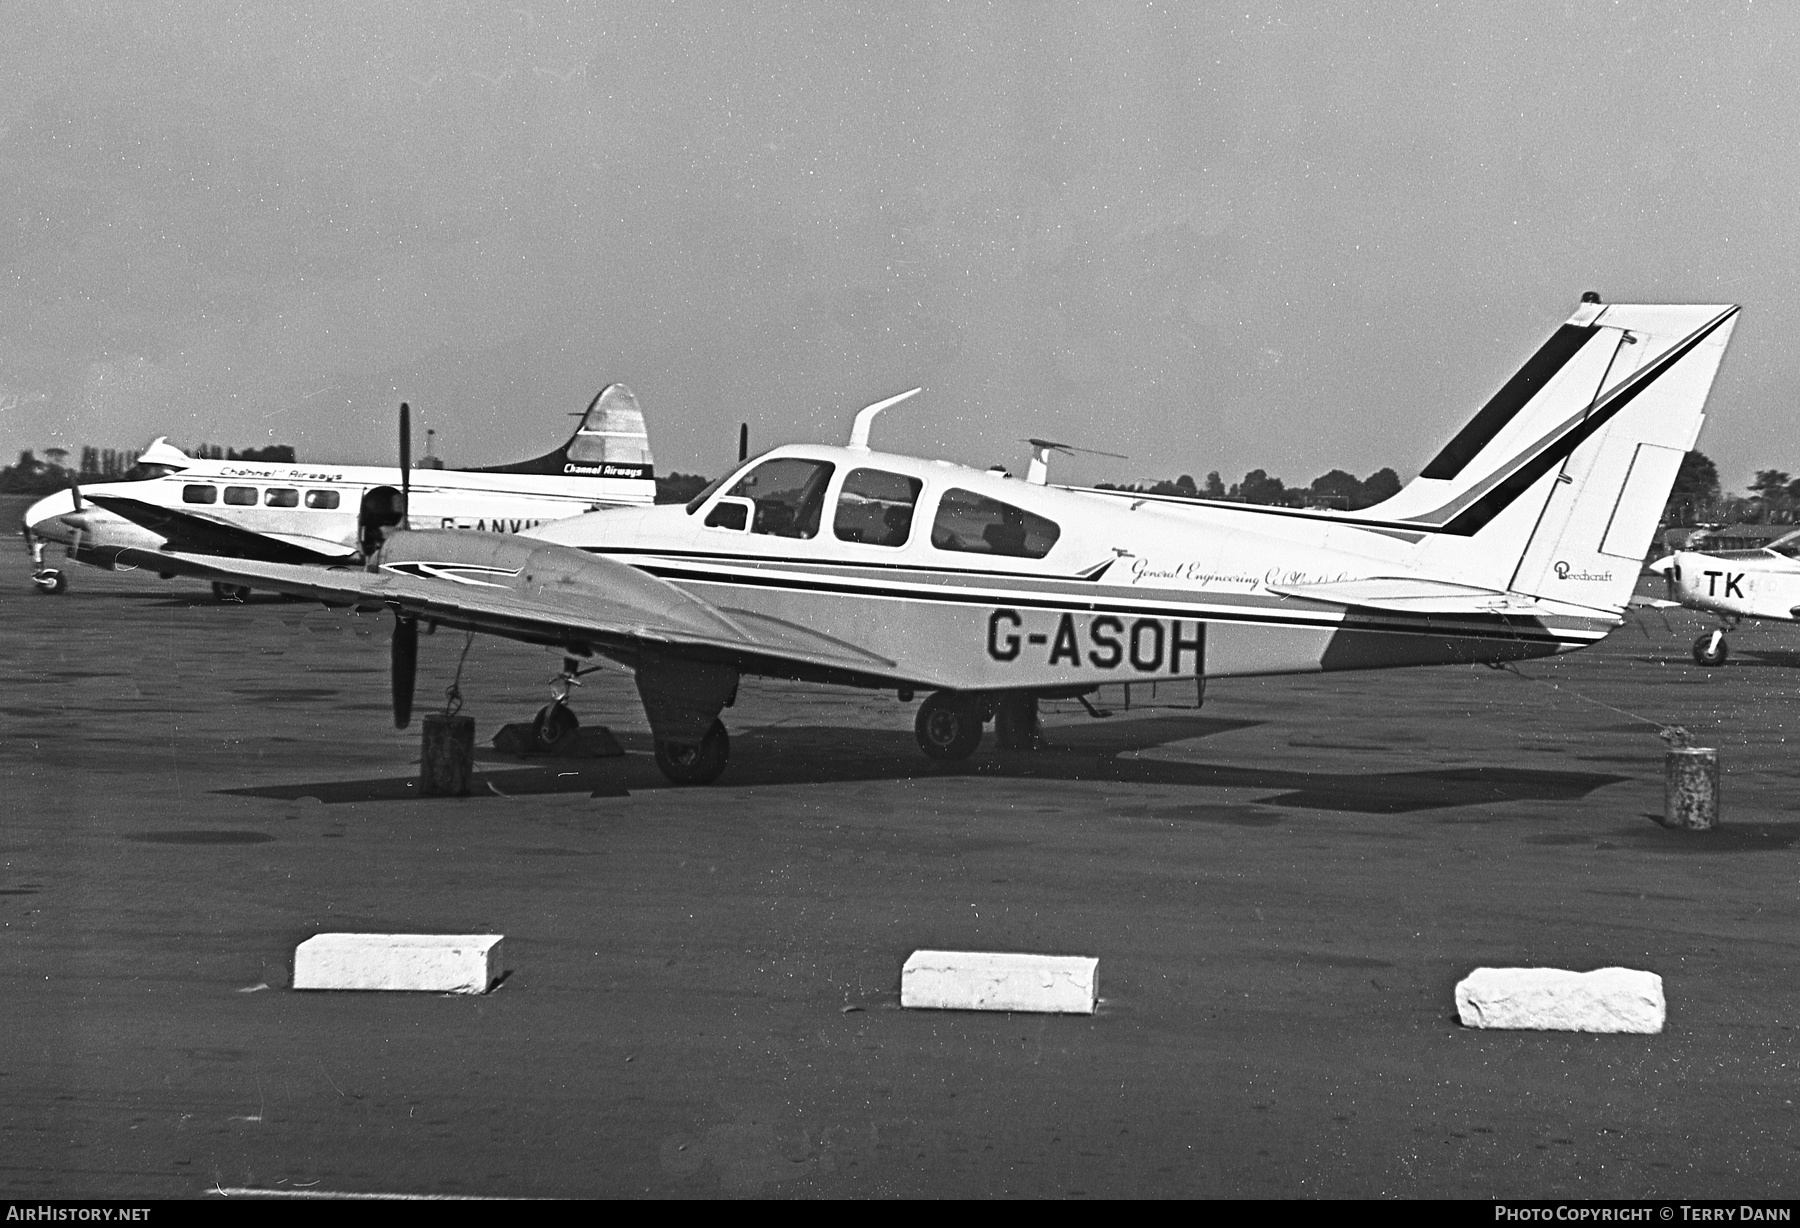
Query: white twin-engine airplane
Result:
<box><xmin>94</xmin><ymin>296</ymin><xmax>1738</xmax><ymax>785</ymax></box>
<box><xmin>1643</xmin><ymin>531</ymin><xmax>1800</xmax><ymax>666</ymax></box>
<box><xmin>19</xmin><ymin>384</ymin><xmax>657</xmax><ymax>597</ymax></box>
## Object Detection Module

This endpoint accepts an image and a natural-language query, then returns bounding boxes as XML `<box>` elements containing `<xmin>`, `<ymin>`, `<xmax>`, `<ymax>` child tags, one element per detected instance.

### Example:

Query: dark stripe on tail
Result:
<box><xmin>1436</xmin><ymin>308</ymin><xmax>1736</xmax><ymax>537</ymax></box>
<box><xmin>1419</xmin><ymin>324</ymin><xmax>1599</xmax><ymax>480</ymax></box>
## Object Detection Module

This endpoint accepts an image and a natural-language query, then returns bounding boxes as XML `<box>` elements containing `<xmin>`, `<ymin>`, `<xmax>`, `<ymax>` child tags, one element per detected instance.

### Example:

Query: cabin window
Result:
<box><xmin>304</xmin><ymin>489</ymin><xmax>341</xmax><ymax>510</ymax></box>
<box><xmin>704</xmin><ymin>500</ymin><xmax>749</xmax><ymax>531</ymax></box>
<box><xmin>223</xmin><ymin>486</ymin><xmax>258</xmax><ymax>506</ymax></box>
<box><xmin>264</xmin><ymin>488</ymin><xmax>299</xmax><ymax>507</ymax></box>
<box><xmin>182</xmin><ymin>484</ymin><xmax>217</xmax><ymax>504</ymax></box>
<box><xmin>834</xmin><ymin>468</ymin><xmax>922</xmax><ymax>547</ymax></box>
<box><xmin>724</xmin><ymin>458</ymin><xmax>835</xmax><ymax>539</ymax></box>
<box><xmin>930</xmin><ymin>488</ymin><xmax>1061</xmax><ymax>559</ymax></box>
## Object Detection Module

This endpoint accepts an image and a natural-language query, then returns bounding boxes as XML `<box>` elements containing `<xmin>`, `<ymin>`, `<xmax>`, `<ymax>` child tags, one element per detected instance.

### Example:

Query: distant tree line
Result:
<box><xmin>0</xmin><ymin>443</ymin><xmax>1775</xmax><ymax>532</ymax></box>
<box><xmin>0</xmin><ymin>444</ymin><xmax>296</xmax><ymax>494</ymax></box>
<box><xmin>654</xmin><ymin>473</ymin><xmax>711</xmax><ymax>504</ymax></box>
<box><xmin>1663</xmin><ymin>451</ymin><xmax>1800</xmax><ymax>527</ymax></box>
<box><xmin>1098</xmin><ymin>466</ymin><xmax>1403</xmax><ymax>510</ymax></box>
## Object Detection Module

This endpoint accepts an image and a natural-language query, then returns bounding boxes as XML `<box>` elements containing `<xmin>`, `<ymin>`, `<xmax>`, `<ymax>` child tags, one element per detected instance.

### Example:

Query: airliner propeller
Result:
<box><xmin>391</xmin><ymin>402</ymin><xmax>418</xmax><ymax>728</ymax></box>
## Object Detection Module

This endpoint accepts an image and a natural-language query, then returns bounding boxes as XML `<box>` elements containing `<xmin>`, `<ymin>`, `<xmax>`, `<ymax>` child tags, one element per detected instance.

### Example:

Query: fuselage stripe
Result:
<box><xmin>620</xmin><ymin>558</ymin><xmax>1603</xmax><ymax>646</ymax></box>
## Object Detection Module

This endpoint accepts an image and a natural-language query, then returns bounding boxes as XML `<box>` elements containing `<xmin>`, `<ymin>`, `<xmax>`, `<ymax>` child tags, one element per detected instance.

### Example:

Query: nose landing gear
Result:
<box><xmin>31</xmin><ymin>568</ymin><xmax>66</xmax><ymax>595</ymax></box>
<box><xmin>532</xmin><ymin>700</ymin><xmax>581</xmax><ymax>751</ymax></box>
<box><xmin>1693</xmin><ymin>628</ymin><xmax>1729</xmax><ymax>667</ymax></box>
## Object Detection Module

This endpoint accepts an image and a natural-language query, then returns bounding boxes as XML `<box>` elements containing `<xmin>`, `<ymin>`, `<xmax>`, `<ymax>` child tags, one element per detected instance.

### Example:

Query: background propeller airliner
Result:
<box><xmin>20</xmin><ymin>384</ymin><xmax>657</xmax><ymax>598</ymax></box>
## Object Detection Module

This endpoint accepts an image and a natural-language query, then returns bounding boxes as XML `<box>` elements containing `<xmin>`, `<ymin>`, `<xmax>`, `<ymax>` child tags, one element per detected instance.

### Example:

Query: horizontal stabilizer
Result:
<box><xmin>1626</xmin><ymin>595</ymin><xmax>1680</xmax><ymax>610</ymax></box>
<box><xmin>1267</xmin><ymin>575</ymin><xmax>1586</xmax><ymax>616</ymax></box>
<box><xmin>86</xmin><ymin>496</ymin><xmax>356</xmax><ymax>564</ymax></box>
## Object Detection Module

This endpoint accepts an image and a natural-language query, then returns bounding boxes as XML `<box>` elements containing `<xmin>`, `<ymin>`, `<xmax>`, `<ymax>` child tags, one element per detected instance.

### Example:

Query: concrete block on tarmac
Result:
<box><xmin>901</xmin><ymin>950</ymin><xmax>1097</xmax><ymax>1014</ymax></box>
<box><xmin>293</xmin><ymin>933</ymin><xmax>503</xmax><ymax>994</ymax></box>
<box><xmin>1455</xmin><ymin>966</ymin><xmax>1664</xmax><ymax>1033</ymax></box>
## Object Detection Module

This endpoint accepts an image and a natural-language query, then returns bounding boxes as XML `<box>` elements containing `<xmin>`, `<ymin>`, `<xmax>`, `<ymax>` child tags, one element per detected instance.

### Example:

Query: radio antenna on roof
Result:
<box><xmin>847</xmin><ymin>388</ymin><xmax>921</xmax><ymax>451</ymax></box>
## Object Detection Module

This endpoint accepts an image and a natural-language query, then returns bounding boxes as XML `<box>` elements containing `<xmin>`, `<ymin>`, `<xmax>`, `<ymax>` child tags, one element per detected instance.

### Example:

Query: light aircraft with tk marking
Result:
<box><xmin>1643</xmin><ymin>529</ymin><xmax>1800</xmax><ymax>665</ymax></box>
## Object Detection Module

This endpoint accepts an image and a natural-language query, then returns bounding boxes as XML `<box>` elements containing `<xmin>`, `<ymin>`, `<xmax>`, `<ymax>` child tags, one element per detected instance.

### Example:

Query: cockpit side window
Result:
<box><xmin>724</xmin><ymin>458</ymin><xmax>836</xmax><ymax>539</ymax></box>
<box><xmin>930</xmin><ymin>488</ymin><xmax>1060</xmax><ymax>559</ymax></box>
<box><xmin>834</xmin><ymin>468</ymin><xmax>922</xmax><ymax>547</ymax></box>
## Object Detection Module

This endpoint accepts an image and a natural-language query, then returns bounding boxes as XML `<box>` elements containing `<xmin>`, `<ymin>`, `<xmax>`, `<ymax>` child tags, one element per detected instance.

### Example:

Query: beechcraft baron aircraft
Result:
<box><xmin>19</xmin><ymin>384</ymin><xmax>657</xmax><ymax>597</ymax></box>
<box><xmin>1642</xmin><ymin>530</ymin><xmax>1800</xmax><ymax>665</ymax></box>
<box><xmin>86</xmin><ymin>295</ymin><xmax>1739</xmax><ymax>785</ymax></box>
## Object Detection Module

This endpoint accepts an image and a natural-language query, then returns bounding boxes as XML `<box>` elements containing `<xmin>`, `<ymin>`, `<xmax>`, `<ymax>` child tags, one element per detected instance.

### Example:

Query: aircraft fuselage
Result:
<box><xmin>24</xmin><ymin>458</ymin><xmax>654</xmax><ymax>572</ymax></box>
<box><xmin>525</xmin><ymin>444</ymin><xmax>1618</xmax><ymax>689</ymax></box>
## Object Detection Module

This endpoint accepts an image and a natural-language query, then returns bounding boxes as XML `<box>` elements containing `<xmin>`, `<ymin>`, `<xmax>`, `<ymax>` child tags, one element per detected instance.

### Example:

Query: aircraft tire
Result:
<box><xmin>210</xmin><ymin>582</ymin><xmax>250</xmax><ymax>603</ymax></box>
<box><xmin>1692</xmin><ymin>630</ymin><xmax>1729</xmax><ymax>667</ymax></box>
<box><xmin>32</xmin><ymin>569</ymin><xmax>66</xmax><ymax>595</ymax></box>
<box><xmin>654</xmin><ymin>719</ymin><xmax>729</xmax><ymax>785</ymax></box>
<box><xmin>533</xmin><ymin>702</ymin><xmax>580</xmax><ymax>750</ymax></box>
<box><xmin>993</xmin><ymin>692</ymin><xmax>1041</xmax><ymax>750</ymax></box>
<box><xmin>915</xmin><ymin>692</ymin><xmax>984</xmax><ymax>760</ymax></box>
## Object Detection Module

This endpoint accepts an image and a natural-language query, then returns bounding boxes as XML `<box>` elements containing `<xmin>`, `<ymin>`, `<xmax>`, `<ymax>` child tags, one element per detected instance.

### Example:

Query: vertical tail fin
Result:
<box><xmin>465</xmin><ymin>384</ymin><xmax>656</xmax><ymax>479</ymax></box>
<box><xmin>1393</xmin><ymin>300</ymin><xmax>1739</xmax><ymax>611</ymax></box>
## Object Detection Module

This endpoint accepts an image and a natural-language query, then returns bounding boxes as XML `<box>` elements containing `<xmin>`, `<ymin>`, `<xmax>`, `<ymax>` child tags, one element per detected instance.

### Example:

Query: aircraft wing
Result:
<box><xmin>1265</xmin><ymin>575</ymin><xmax>1613</xmax><ymax>617</ymax></box>
<box><xmin>150</xmin><ymin>531</ymin><xmax>900</xmax><ymax>679</ymax></box>
<box><xmin>1626</xmin><ymin>594</ymin><xmax>1680</xmax><ymax>610</ymax></box>
<box><xmin>86</xmin><ymin>495</ymin><xmax>356</xmax><ymax>564</ymax></box>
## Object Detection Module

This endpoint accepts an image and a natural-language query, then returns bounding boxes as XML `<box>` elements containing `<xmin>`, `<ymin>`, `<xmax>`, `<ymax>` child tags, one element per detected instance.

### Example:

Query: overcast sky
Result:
<box><xmin>1</xmin><ymin>1</ymin><xmax>1792</xmax><ymax>491</ymax></box>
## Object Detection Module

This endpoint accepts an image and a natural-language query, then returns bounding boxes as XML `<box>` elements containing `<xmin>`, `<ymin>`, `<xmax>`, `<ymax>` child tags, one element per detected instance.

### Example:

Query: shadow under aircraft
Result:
<box><xmin>220</xmin><ymin>712</ymin><xmax>1628</xmax><ymax>815</ymax></box>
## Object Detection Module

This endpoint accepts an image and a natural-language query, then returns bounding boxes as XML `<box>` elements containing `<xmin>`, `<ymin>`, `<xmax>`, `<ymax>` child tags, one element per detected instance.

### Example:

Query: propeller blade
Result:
<box><xmin>738</xmin><ymin>422</ymin><xmax>749</xmax><ymax>462</ymax></box>
<box><xmin>69</xmin><ymin>474</ymin><xmax>83</xmax><ymax>511</ymax></box>
<box><xmin>392</xmin><ymin>615</ymin><xmax>418</xmax><ymax>728</ymax></box>
<box><xmin>399</xmin><ymin>402</ymin><xmax>412</xmax><ymax>529</ymax></box>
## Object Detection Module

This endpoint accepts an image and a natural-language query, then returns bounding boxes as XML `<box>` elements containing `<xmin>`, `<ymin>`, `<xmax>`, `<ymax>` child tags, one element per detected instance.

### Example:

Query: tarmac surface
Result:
<box><xmin>4</xmin><ymin>510</ymin><xmax>1798</xmax><ymax>1198</ymax></box>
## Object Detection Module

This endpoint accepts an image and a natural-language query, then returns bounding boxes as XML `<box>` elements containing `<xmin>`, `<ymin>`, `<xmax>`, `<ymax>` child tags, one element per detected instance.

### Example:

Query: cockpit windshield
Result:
<box><xmin>1765</xmin><ymin>531</ymin><xmax>1800</xmax><ymax>558</ymax></box>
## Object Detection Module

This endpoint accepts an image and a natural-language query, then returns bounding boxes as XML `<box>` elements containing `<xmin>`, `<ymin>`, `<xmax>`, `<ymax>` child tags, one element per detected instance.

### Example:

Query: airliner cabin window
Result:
<box><xmin>182</xmin><ymin>484</ymin><xmax>217</xmax><ymax>504</ymax></box>
<box><xmin>930</xmin><ymin>488</ymin><xmax>1060</xmax><ymax>559</ymax></box>
<box><xmin>834</xmin><ymin>468</ymin><xmax>922</xmax><ymax>547</ymax></box>
<box><xmin>264</xmin><ymin>488</ymin><xmax>299</xmax><ymax>507</ymax></box>
<box><xmin>304</xmin><ymin>489</ymin><xmax>340</xmax><ymax>510</ymax></box>
<box><xmin>723</xmin><ymin>458</ymin><xmax>835</xmax><ymax>539</ymax></box>
<box><xmin>223</xmin><ymin>486</ymin><xmax>257</xmax><ymax>506</ymax></box>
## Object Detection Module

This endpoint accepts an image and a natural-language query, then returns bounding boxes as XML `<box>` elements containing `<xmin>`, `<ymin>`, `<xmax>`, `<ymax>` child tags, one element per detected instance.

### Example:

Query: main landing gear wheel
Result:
<box><xmin>532</xmin><ymin>702</ymin><xmax>580</xmax><ymax>751</ymax></box>
<box><xmin>1693</xmin><ymin>629</ymin><xmax>1729</xmax><ymax>667</ymax></box>
<box><xmin>915</xmin><ymin>692</ymin><xmax>984</xmax><ymax>760</ymax></box>
<box><xmin>654</xmin><ymin>719</ymin><xmax>729</xmax><ymax>786</ymax></box>
<box><xmin>31</xmin><ymin>569</ymin><xmax>66</xmax><ymax>595</ymax></box>
<box><xmin>993</xmin><ymin>692</ymin><xmax>1041</xmax><ymax>751</ymax></box>
<box><xmin>210</xmin><ymin>582</ymin><xmax>250</xmax><ymax>603</ymax></box>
